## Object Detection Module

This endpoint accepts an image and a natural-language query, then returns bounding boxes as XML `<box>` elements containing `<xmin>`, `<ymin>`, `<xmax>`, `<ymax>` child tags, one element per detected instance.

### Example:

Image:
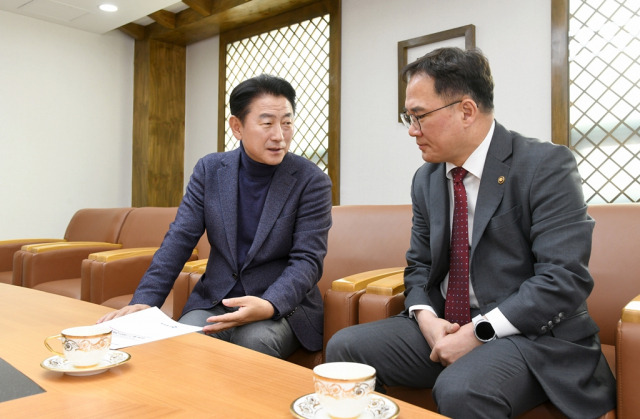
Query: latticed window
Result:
<box><xmin>568</xmin><ymin>0</ymin><xmax>640</xmax><ymax>203</ymax></box>
<box><xmin>223</xmin><ymin>16</ymin><xmax>331</xmax><ymax>174</ymax></box>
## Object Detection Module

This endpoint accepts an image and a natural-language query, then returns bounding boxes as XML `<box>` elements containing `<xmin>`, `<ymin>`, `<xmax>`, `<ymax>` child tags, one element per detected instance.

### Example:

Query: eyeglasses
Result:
<box><xmin>399</xmin><ymin>100</ymin><xmax>462</xmax><ymax>130</ymax></box>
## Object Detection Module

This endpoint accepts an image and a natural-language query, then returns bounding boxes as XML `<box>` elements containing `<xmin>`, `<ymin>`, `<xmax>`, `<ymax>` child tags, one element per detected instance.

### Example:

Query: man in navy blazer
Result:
<box><xmin>326</xmin><ymin>48</ymin><xmax>615</xmax><ymax>418</ymax></box>
<box><xmin>100</xmin><ymin>75</ymin><xmax>332</xmax><ymax>359</ymax></box>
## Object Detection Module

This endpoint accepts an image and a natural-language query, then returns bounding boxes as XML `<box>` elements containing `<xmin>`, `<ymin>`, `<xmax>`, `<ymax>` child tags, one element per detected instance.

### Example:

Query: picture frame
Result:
<box><xmin>397</xmin><ymin>24</ymin><xmax>476</xmax><ymax>120</ymax></box>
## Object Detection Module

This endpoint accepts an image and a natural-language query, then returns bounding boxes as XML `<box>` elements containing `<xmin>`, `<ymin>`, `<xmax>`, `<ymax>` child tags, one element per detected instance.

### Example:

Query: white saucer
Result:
<box><xmin>41</xmin><ymin>350</ymin><xmax>131</xmax><ymax>376</ymax></box>
<box><xmin>290</xmin><ymin>393</ymin><xmax>399</xmax><ymax>419</ymax></box>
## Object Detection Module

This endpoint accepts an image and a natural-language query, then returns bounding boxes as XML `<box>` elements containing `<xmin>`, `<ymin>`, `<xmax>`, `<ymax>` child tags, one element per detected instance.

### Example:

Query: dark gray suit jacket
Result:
<box><xmin>131</xmin><ymin>147</ymin><xmax>333</xmax><ymax>351</ymax></box>
<box><xmin>404</xmin><ymin>121</ymin><xmax>616</xmax><ymax>417</ymax></box>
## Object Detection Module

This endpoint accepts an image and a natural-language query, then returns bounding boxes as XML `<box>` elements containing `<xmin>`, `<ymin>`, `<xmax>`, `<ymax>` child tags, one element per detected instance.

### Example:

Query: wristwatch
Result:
<box><xmin>473</xmin><ymin>317</ymin><xmax>497</xmax><ymax>343</ymax></box>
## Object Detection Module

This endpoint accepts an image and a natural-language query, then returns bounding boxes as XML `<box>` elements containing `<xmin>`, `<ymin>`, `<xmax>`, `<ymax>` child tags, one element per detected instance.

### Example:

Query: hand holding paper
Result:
<box><xmin>101</xmin><ymin>306</ymin><xmax>202</xmax><ymax>349</ymax></box>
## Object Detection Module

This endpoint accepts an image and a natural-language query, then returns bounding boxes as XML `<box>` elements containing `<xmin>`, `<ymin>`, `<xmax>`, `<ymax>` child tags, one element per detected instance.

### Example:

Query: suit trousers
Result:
<box><xmin>179</xmin><ymin>305</ymin><xmax>300</xmax><ymax>359</ymax></box>
<box><xmin>325</xmin><ymin>315</ymin><xmax>549</xmax><ymax>418</ymax></box>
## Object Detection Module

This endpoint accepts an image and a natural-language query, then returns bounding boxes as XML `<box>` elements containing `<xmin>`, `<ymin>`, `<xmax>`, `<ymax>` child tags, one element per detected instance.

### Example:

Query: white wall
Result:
<box><xmin>339</xmin><ymin>0</ymin><xmax>551</xmax><ymax>204</ymax></box>
<box><xmin>182</xmin><ymin>0</ymin><xmax>551</xmax><ymax>205</ymax></box>
<box><xmin>184</xmin><ymin>36</ymin><xmax>219</xmax><ymax>190</ymax></box>
<box><xmin>0</xmin><ymin>11</ymin><xmax>134</xmax><ymax>238</ymax></box>
<box><xmin>0</xmin><ymin>0</ymin><xmax>551</xmax><ymax>238</ymax></box>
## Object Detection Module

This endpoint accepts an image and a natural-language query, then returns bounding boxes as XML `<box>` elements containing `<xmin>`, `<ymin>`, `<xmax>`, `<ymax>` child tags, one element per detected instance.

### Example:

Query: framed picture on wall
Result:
<box><xmin>397</xmin><ymin>24</ymin><xmax>476</xmax><ymax>121</ymax></box>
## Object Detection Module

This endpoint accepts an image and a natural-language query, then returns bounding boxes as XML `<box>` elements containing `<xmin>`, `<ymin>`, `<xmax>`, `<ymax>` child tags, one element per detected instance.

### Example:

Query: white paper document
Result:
<box><xmin>102</xmin><ymin>306</ymin><xmax>202</xmax><ymax>349</ymax></box>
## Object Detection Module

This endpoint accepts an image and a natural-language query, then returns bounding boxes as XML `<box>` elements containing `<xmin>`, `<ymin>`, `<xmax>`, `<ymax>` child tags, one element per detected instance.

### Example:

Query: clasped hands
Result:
<box><xmin>97</xmin><ymin>296</ymin><xmax>275</xmax><ymax>334</ymax></box>
<box><xmin>415</xmin><ymin>310</ymin><xmax>482</xmax><ymax>367</ymax></box>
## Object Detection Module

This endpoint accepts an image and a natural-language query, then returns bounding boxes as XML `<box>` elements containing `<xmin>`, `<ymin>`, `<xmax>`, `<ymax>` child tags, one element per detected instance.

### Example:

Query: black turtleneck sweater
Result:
<box><xmin>227</xmin><ymin>144</ymin><xmax>278</xmax><ymax>298</ymax></box>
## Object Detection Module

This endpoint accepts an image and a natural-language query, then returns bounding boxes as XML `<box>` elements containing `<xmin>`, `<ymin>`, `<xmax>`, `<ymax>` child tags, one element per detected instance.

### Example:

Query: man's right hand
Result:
<box><xmin>97</xmin><ymin>304</ymin><xmax>151</xmax><ymax>323</ymax></box>
<box><xmin>415</xmin><ymin>309</ymin><xmax>460</xmax><ymax>356</ymax></box>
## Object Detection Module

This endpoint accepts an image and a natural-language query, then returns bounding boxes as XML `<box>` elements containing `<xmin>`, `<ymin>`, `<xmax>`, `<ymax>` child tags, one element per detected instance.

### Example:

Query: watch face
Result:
<box><xmin>475</xmin><ymin>321</ymin><xmax>495</xmax><ymax>341</ymax></box>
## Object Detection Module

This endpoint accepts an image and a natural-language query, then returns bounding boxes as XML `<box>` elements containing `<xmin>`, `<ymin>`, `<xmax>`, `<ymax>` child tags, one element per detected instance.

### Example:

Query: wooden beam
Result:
<box><xmin>551</xmin><ymin>0</ymin><xmax>570</xmax><ymax>146</ymax></box>
<box><xmin>144</xmin><ymin>0</ymin><xmax>318</xmax><ymax>45</ymax></box>
<box><xmin>118</xmin><ymin>22</ymin><xmax>146</xmax><ymax>40</ymax></box>
<box><xmin>148</xmin><ymin>10</ymin><xmax>177</xmax><ymax>29</ymax></box>
<box><xmin>182</xmin><ymin>0</ymin><xmax>214</xmax><ymax>16</ymax></box>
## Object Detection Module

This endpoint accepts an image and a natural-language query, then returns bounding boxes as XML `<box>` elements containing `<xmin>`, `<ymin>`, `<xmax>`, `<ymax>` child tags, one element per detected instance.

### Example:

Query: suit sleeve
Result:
<box><xmin>403</xmin><ymin>167</ymin><xmax>436</xmax><ymax>310</ymax></box>
<box><xmin>129</xmin><ymin>158</ymin><xmax>208</xmax><ymax>307</ymax></box>
<box><xmin>495</xmin><ymin>145</ymin><xmax>595</xmax><ymax>339</ymax></box>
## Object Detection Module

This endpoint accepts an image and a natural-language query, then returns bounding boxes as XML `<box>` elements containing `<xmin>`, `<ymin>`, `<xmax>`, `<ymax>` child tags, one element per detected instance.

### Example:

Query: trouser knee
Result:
<box><xmin>325</xmin><ymin>328</ymin><xmax>358</xmax><ymax>362</ymax></box>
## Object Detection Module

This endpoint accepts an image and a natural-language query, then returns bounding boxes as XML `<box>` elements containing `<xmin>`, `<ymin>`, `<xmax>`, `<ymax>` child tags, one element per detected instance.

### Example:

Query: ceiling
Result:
<box><xmin>0</xmin><ymin>0</ymin><xmax>188</xmax><ymax>34</ymax></box>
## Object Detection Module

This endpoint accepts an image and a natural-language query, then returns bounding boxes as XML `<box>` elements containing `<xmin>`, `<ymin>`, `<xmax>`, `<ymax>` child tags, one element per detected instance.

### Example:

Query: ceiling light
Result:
<box><xmin>99</xmin><ymin>4</ymin><xmax>118</xmax><ymax>12</ymax></box>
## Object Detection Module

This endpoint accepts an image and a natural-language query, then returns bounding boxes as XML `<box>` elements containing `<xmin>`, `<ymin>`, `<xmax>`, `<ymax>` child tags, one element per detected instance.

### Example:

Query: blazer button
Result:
<box><xmin>232</xmin><ymin>273</ymin><xmax>238</xmax><ymax>280</ymax></box>
<box><xmin>541</xmin><ymin>325</ymin><xmax>548</xmax><ymax>333</ymax></box>
<box><xmin>212</xmin><ymin>300</ymin><xmax>218</xmax><ymax>305</ymax></box>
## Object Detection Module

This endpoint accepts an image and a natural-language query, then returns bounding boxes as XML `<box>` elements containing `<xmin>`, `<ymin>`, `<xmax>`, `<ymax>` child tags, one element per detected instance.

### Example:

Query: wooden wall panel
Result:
<box><xmin>132</xmin><ymin>39</ymin><xmax>186</xmax><ymax>207</ymax></box>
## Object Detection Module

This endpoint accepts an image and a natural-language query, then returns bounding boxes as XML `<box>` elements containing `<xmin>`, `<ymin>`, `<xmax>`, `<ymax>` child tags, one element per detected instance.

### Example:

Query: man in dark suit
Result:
<box><xmin>326</xmin><ymin>48</ymin><xmax>615</xmax><ymax>418</ymax></box>
<box><xmin>99</xmin><ymin>74</ymin><xmax>332</xmax><ymax>359</ymax></box>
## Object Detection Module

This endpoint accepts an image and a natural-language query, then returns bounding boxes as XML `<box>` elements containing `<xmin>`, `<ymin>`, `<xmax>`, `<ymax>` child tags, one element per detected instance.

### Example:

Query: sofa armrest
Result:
<box><xmin>616</xmin><ymin>294</ymin><xmax>640</xmax><ymax>419</ymax></box>
<box><xmin>359</xmin><ymin>272</ymin><xmax>406</xmax><ymax>324</ymax></box>
<box><xmin>21</xmin><ymin>241</ymin><xmax>121</xmax><ymax>253</ymax></box>
<box><xmin>181</xmin><ymin>258</ymin><xmax>208</xmax><ymax>274</ymax></box>
<box><xmin>83</xmin><ymin>248</ymin><xmax>199</xmax><ymax>304</ymax></box>
<box><xmin>14</xmin><ymin>243</ymin><xmax>123</xmax><ymax>288</ymax></box>
<box><xmin>87</xmin><ymin>247</ymin><xmax>160</xmax><ymax>262</ymax></box>
<box><xmin>83</xmin><ymin>248</ymin><xmax>164</xmax><ymax>303</ymax></box>
<box><xmin>330</xmin><ymin>267</ymin><xmax>404</xmax><ymax>292</ymax></box>
<box><xmin>0</xmin><ymin>239</ymin><xmax>64</xmax><ymax>271</ymax></box>
<box><xmin>323</xmin><ymin>267</ymin><xmax>404</xmax><ymax>358</ymax></box>
<box><xmin>82</xmin><ymin>248</ymin><xmax>160</xmax><ymax>302</ymax></box>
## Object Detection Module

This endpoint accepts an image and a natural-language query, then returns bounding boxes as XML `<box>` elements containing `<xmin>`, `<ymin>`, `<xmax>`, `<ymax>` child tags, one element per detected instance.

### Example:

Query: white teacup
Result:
<box><xmin>44</xmin><ymin>325</ymin><xmax>112</xmax><ymax>367</ymax></box>
<box><xmin>313</xmin><ymin>362</ymin><xmax>376</xmax><ymax>419</ymax></box>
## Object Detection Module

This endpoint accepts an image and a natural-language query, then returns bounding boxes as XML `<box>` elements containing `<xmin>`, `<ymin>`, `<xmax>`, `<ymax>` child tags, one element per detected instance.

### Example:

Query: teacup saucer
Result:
<box><xmin>290</xmin><ymin>393</ymin><xmax>399</xmax><ymax>419</ymax></box>
<box><xmin>41</xmin><ymin>350</ymin><xmax>131</xmax><ymax>376</ymax></box>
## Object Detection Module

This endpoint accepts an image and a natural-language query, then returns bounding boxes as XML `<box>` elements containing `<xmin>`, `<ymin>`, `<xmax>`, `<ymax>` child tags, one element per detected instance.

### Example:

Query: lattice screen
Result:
<box><xmin>569</xmin><ymin>0</ymin><xmax>640</xmax><ymax>203</ymax></box>
<box><xmin>224</xmin><ymin>15</ymin><xmax>330</xmax><ymax>173</ymax></box>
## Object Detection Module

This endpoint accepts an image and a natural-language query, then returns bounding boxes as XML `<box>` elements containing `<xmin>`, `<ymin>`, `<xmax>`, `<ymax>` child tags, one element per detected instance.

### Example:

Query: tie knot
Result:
<box><xmin>451</xmin><ymin>167</ymin><xmax>468</xmax><ymax>183</ymax></box>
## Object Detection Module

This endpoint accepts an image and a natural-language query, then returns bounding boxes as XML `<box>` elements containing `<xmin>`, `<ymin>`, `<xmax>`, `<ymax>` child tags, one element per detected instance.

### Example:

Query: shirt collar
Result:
<box><xmin>446</xmin><ymin>120</ymin><xmax>495</xmax><ymax>180</ymax></box>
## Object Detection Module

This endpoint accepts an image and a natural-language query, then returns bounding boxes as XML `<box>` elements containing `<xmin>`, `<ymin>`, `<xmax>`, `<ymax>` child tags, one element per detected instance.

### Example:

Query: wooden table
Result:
<box><xmin>0</xmin><ymin>283</ymin><xmax>443</xmax><ymax>418</ymax></box>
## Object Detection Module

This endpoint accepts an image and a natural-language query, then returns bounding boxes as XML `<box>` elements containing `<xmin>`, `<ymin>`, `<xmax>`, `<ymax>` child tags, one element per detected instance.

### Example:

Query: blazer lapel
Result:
<box><xmin>217</xmin><ymin>150</ymin><xmax>240</xmax><ymax>269</ymax></box>
<box><xmin>242</xmin><ymin>154</ymin><xmax>296</xmax><ymax>268</ymax></box>
<box><xmin>471</xmin><ymin>122</ymin><xmax>512</xmax><ymax>255</ymax></box>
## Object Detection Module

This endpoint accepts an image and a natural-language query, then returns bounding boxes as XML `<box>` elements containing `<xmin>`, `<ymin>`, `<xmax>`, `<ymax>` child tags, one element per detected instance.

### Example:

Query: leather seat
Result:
<box><xmin>1</xmin><ymin>208</ymin><xmax>133</xmax><ymax>284</ymax></box>
<box><xmin>13</xmin><ymin>207</ymin><xmax>178</xmax><ymax>301</ymax></box>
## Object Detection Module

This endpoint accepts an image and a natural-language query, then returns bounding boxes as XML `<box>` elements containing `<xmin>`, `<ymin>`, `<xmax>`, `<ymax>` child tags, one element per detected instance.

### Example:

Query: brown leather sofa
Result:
<box><xmin>171</xmin><ymin>205</ymin><xmax>413</xmax><ymax>368</ymax></box>
<box><xmin>0</xmin><ymin>208</ymin><xmax>132</xmax><ymax>284</ymax></box>
<box><xmin>85</xmin><ymin>232</ymin><xmax>211</xmax><ymax>319</ymax></box>
<box><xmin>351</xmin><ymin>203</ymin><xmax>639</xmax><ymax>418</ymax></box>
<box><xmin>12</xmin><ymin>207</ymin><xmax>180</xmax><ymax>301</ymax></box>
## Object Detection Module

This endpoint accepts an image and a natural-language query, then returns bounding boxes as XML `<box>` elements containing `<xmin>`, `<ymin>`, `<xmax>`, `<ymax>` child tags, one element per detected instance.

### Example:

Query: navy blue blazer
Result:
<box><xmin>404</xmin><ymin>121</ymin><xmax>616</xmax><ymax>417</ymax></box>
<box><xmin>130</xmin><ymin>147</ymin><xmax>333</xmax><ymax>351</ymax></box>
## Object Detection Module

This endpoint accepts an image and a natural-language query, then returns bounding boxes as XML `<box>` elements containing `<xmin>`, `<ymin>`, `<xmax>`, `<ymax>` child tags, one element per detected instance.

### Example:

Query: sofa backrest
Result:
<box><xmin>117</xmin><ymin>207</ymin><xmax>178</xmax><ymax>248</ymax></box>
<box><xmin>587</xmin><ymin>203</ymin><xmax>640</xmax><ymax>346</ymax></box>
<box><xmin>319</xmin><ymin>205</ymin><xmax>413</xmax><ymax>296</ymax></box>
<box><xmin>64</xmin><ymin>208</ymin><xmax>133</xmax><ymax>243</ymax></box>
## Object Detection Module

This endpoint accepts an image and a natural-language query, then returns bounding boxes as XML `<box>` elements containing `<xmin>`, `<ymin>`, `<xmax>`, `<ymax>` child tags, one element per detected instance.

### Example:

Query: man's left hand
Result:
<box><xmin>202</xmin><ymin>296</ymin><xmax>275</xmax><ymax>334</ymax></box>
<box><xmin>429</xmin><ymin>322</ymin><xmax>482</xmax><ymax>366</ymax></box>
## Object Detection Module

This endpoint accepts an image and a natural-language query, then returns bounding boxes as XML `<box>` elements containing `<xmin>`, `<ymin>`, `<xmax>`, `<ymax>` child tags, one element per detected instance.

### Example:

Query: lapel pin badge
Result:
<box><xmin>498</xmin><ymin>176</ymin><xmax>505</xmax><ymax>184</ymax></box>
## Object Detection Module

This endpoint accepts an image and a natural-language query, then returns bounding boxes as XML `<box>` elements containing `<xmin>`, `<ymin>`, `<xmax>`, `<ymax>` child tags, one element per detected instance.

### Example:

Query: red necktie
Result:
<box><xmin>445</xmin><ymin>167</ymin><xmax>471</xmax><ymax>325</ymax></box>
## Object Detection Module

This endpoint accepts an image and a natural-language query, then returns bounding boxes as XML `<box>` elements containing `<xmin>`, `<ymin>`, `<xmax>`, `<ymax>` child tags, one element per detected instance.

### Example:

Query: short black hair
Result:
<box><xmin>402</xmin><ymin>47</ymin><xmax>494</xmax><ymax>112</ymax></box>
<box><xmin>229</xmin><ymin>74</ymin><xmax>297</xmax><ymax>122</ymax></box>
